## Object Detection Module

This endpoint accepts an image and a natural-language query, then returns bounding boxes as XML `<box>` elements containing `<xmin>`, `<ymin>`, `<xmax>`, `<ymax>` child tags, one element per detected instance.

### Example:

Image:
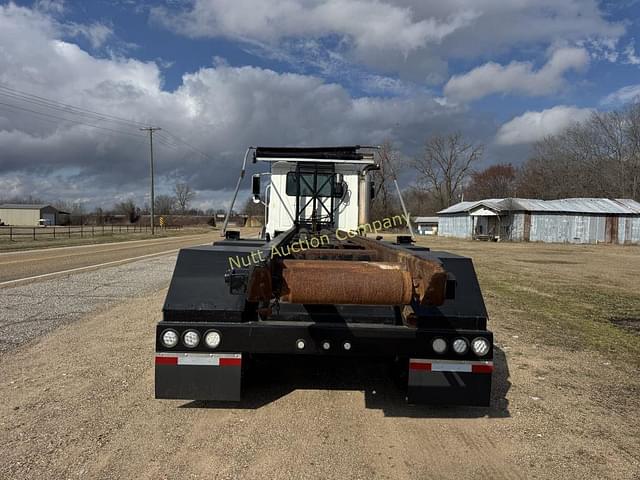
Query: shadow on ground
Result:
<box><xmin>180</xmin><ymin>347</ymin><xmax>511</xmax><ymax>418</ymax></box>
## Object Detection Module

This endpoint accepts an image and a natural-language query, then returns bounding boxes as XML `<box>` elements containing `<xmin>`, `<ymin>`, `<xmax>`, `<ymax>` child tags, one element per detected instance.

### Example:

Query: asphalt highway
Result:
<box><xmin>0</xmin><ymin>233</ymin><xmax>217</xmax><ymax>284</ymax></box>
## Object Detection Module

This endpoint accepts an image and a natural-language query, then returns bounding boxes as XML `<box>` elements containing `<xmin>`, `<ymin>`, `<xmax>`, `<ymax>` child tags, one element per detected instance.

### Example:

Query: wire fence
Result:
<box><xmin>0</xmin><ymin>224</ymin><xmax>182</xmax><ymax>242</ymax></box>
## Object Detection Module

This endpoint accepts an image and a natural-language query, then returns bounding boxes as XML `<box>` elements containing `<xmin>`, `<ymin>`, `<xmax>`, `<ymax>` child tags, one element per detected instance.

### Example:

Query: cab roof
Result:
<box><xmin>254</xmin><ymin>146</ymin><xmax>375</xmax><ymax>164</ymax></box>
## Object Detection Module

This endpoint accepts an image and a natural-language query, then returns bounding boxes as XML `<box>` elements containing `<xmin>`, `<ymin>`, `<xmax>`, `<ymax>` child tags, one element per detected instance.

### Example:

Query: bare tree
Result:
<box><xmin>465</xmin><ymin>164</ymin><xmax>517</xmax><ymax>200</ymax></box>
<box><xmin>114</xmin><ymin>199</ymin><xmax>140</xmax><ymax>223</ymax></box>
<box><xmin>174</xmin><ymin>182</ymin><xmax>196</xmax><ymax>214</ymax></box>
<box><xmin>518</xmin><ymin>101</ymin><xmax>640</xmax><ymax>201</ymax></box>
<box><xmin>242</xmin><ymin>196</ymin><xmax>264</xmax><ymax>217</ymax></box>
<box><xmin>402</xmin><ymin>187</ymin><xmax>441</xmax><ymax>215</ymax></box>
<box><xmin>412</xmin><ymin>132</ymin><xmax>483</xmax><ymax>209</ymax></box>
<box><xmin>370</xmin><ymin>140</ymin><xmax>399</xmax><ymax>218</ymax></box>
<box><xmin>623</xmin><ymin>102</ymin><xmax>640</xmax><ymax>199</ymax></box>
<box><xmin>154</xmin><ymin>195</ymin><xmax>176</xmax><ymax>215</ymax></box>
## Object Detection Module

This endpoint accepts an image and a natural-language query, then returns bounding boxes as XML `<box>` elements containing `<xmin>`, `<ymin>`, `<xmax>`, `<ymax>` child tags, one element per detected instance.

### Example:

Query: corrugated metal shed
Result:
<box><xmin>438</xmin><ymin>198</ymin><xmax>640</xmax><ymax>215</ymax></box>
<box><xmin>414</xmin><ymin>216</ymin><xmax>439</xmax><ymax>236</ymax></box>
<box><xmin>437</xmin><ymin>197</ymin><xmax>640</xmax><ymax>244</ymax></box>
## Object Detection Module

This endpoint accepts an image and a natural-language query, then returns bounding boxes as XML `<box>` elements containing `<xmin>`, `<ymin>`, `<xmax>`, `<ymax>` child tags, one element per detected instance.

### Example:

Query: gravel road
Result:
<box><xmin>1</xmin><ymin>243</ymin><xmax>639</xmax><ymax>479</ymax></box>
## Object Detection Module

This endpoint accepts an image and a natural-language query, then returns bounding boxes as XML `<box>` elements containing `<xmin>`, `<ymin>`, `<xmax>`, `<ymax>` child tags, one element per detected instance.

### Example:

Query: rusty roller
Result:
<box><xmin>280</xmin><ymin>260</ymin><xmax>414</xmax><ymax>305</ymax></box>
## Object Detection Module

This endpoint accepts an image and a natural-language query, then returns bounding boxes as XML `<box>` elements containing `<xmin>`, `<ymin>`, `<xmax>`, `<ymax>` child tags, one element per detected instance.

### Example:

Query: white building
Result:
<box><xmin>0</xmin><ymin>204</ymin><xmax>68</xmax><ymax>226</ymax></box>
<box><xmin>413</xmin><ymin>216</ymin><xmax>439</xmax><ymax>235</ymax></box>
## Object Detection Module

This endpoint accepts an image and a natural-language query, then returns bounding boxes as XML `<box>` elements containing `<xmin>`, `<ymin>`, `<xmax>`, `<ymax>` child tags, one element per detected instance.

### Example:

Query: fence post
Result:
<box><xmin>10</xmin><ymin>227</ymin><xmax>12</xmax><ymax>241</ymax></box>
<box><xmin>80</xmin><ymin>224</ymin><xmax>83</xmax><ymax>238</ymax></box>
<box><xmin>33</xmin><ymin>228</ymin><xmax>36</xmax><ymax>241</ymax></box>
<box><xmin>92</xmin><ymin>226</ymin><xmax>94</xmax><ymax>237</ymax></box>
<box><xmin>53</xmin><ymin>227</ymin><xmax>56</xmax><ymax>239</ymax></box>
<box><xmin>68</xmin><ymin>225</ymin><xmax>71</xmax><ymax>238</ymax></box>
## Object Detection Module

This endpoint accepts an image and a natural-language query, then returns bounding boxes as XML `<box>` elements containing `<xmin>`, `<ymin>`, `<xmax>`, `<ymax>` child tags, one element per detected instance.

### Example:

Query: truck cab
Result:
<box><xmin>253</xmin><ymin>146</ymin><xmax>376</xmax><ymax>238</ymax></box>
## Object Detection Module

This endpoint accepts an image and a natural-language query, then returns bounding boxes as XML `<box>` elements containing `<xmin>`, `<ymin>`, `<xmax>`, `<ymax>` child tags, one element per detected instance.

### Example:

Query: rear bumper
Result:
<box><xmin>155</xmin><ymin>320</ymin><xmax>493</xmax><ymax>359</ymax></box>
<box><xmin>155</xmin><ymin>321</ymin><xmax>493</xmax><ymax>405</ymax></box>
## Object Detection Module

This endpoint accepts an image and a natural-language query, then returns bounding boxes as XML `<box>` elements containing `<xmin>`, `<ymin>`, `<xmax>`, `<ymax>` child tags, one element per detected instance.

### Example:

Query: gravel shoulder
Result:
<box><xmin>0</xmin><ymin>254</ymin><xmax>177</xmax><ymax>353</ymax></box>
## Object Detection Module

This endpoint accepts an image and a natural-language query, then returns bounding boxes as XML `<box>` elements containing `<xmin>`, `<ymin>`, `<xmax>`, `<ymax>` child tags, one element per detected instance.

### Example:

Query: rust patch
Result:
<box><xmin>347</xmin><ymin>234</ymin><xmax>447</xmax><ymax>306</ymax></box>
<box><xmin>294</xmin><ymin>248</ymin><xmax>379</xmax><ymax>261</ymax></box>
<box><xmin>280</xmin><ymin>260</ymin><xmax>413</xmax><ymax>305</ymax></box>
<box><xmin>246</xmin><ymin>265</ymin><xmax>272</xmax><ymax>302</ymax></box>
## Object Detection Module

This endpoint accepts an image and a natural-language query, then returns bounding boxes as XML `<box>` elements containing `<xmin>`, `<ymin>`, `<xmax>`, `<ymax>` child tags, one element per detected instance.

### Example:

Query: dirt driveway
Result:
<box><xmin>1</xmin><ymin>239</ymin><xmax>639</xmax><ymax>479</ymax></box>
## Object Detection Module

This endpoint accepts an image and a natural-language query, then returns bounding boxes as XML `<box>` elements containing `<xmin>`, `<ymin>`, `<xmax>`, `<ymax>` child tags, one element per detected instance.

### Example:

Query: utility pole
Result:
<box><xmin>141</xmin><ymin>127</ymin><xmax>161</xmax><ymax>235</ymax></box>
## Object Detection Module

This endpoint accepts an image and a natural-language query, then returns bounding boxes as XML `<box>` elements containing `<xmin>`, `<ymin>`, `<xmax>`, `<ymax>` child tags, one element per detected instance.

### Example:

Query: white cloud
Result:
<box><xmin>151</xmin><ymin>0</ymin><xmax>624</xmax><ymax>81</ymax></box>
<box><xmin>66</xmin><ymin>21</ymin><xmax>113</xmax><ymax>49</ymax></box>
<box><xmin>624</xmin><ymin>44</ymin><xmax>640</xmax><ymax>65</ymax></box>
<box><xmin>0</xmin><ymin>3</ymin><xmax>478</xmax><ymax>208</ymax></box>
<box><xmin>152</xmin><ymin>0</ymin><xmax>477</xmax><ymax>57</ymax></box>
<box><xmin>444</xmin><ymin>47</ymin><xmax>590</xmax><ymax>102</ymax></box>
<box><xmin>495</xmin><ymin>105</ymin><xmax>593</xmax><ymax>145</ymax></box>
<box><xmin>601</xmin><ymin>84</ymin><xmax>640</xmax><ymax>106</ymax></box>
<box><xmin>34</xmin><ymin>0</ymin><xmax>65</xmax><ymax>15</ymax></box>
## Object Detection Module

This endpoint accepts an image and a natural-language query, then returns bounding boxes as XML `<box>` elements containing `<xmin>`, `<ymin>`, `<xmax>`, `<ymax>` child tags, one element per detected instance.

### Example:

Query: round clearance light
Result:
<box><xmin>452</xmin><ymin>338</ymin><xmax>469</xmax><ymax>355</ymax></box>
<box><xmin>204</xmin><ymin>331</ymin><xmax>221</xmax><ymax>349</ymax></box>
<box><xmin>343</xmin><ymin>341</ymin><xmax>352</xmax><ymax>351</ymax></box>
<box><xmin>431</xmin><ymin>338</ymin><xmax>447</xmax><ymax>354</ymax></box>
<box><xmin>161</xmin><ymin>329</ymin><xmax>179</xmax><ymax>348</ymax></box>
<box><xmin>471</xmin><ymin>337</ymin><xmax>490</xmax><ymax>357</ymax></box>
<box><xmin>296</xmin><ymin>339</ymin><xmax>306</xmax><ymax>350</ymax></box>
<box><xmin>322</xmin><ymin>341</ymin><xmax>331</xmax><ymax>351</ymax></box>
<box><xmin>183</xmin><ymin>330</ymin><xmax>200</xmax><ymax>348</ymax></box>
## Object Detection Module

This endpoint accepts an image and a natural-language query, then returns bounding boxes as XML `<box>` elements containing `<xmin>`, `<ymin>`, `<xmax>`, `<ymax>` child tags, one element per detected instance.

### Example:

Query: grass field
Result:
<box><xmin>413</xmin><ymin>236</ymin><xmax>640</xmax><ymax>367</ymax></box>
<box><xmin>0</xmin><ymin>226</ymin><xmax>215</xmax><ymax>252</ymax></box>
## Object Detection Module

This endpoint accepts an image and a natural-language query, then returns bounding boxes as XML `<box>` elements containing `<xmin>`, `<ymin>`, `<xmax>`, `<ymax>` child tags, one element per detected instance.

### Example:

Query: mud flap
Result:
<box><xmin>155</xmin><ymin>352</ymin><xmax>242</xmax><ymax>401</ymax></box>
<box><xmin>407</xmin><ymin>359</ymin><xmax>492</xmax><ymax>406</ymax></box>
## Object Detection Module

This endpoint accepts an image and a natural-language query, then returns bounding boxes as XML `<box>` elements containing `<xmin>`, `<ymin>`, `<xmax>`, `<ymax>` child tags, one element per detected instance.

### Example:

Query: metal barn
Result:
<box><xmin>437</xmin><ymin>198</ymin><xmax>640</xmax><ymax>244</ymax></box>
<box><xmin>0</xmin><ymin>204</ymin><xmax>67</xmax><ymax>226</ymax></box>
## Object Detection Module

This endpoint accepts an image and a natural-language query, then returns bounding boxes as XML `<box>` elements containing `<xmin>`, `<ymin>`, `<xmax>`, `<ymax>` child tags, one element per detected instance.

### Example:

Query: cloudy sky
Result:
<box><xmin>0</xmin><ymin>0</ymin><xmax>639</xmax><ymax>210</ymax></box>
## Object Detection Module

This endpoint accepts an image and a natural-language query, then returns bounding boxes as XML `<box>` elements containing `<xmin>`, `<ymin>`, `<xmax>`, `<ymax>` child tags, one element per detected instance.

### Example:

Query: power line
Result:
<box><xmin>0</xmin><ymin>83</ymin><xmax>149</xmax><ymax>128</ymax></box>
<box><xmin>0</xmin><ymin>82</ymin><xmax>215</xmax><ymax>165</ymax></box>
<box><xmin>0</xmin><ymin>101</ymin><xmax>148</xmax><ymax>140</ymax></box>
<box><xmin>157</xmin><ymin>130</ymin><xmax>215</xmax><ymax>162</ymax></box>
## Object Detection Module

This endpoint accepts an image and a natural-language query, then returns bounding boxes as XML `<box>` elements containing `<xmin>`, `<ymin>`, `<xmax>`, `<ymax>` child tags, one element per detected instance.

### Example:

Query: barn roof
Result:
<box><xmin>413</xmin><ymin>216</ymin><xmax>439</xmax><ymax>223</ymax></box>
<box><xmin>438</xmin><ymin>198</ymin><xmax>640</xmax><ymax>215</ymax></box>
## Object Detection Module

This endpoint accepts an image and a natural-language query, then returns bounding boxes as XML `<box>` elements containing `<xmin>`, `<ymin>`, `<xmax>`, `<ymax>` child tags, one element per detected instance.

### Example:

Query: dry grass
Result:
<box><xmin>413</xmin><ymin>236</ymin><xmax>640</xmax><ymax>366</ymax></box>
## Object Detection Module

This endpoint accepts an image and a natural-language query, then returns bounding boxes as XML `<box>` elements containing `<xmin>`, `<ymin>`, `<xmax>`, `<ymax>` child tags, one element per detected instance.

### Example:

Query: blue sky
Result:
<box><xmin>1</xmin><ymin>0</ymin><xmax>639</xmax><ymax>208</ymax></box>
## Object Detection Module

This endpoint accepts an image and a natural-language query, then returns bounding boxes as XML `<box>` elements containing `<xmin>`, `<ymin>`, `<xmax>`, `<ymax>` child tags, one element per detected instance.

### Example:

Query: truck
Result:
<box><xmin>155</xmin><ymin>146</ymin><xmax>493</xmax><ymax>406</ymax></box>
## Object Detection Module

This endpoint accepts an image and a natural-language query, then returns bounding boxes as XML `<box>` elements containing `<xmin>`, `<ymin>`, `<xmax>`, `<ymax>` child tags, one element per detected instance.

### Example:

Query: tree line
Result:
<box><xmin>372</xmin><ymin>100</ymin><xmax>640</xmax><ymax>217</ymax></box>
